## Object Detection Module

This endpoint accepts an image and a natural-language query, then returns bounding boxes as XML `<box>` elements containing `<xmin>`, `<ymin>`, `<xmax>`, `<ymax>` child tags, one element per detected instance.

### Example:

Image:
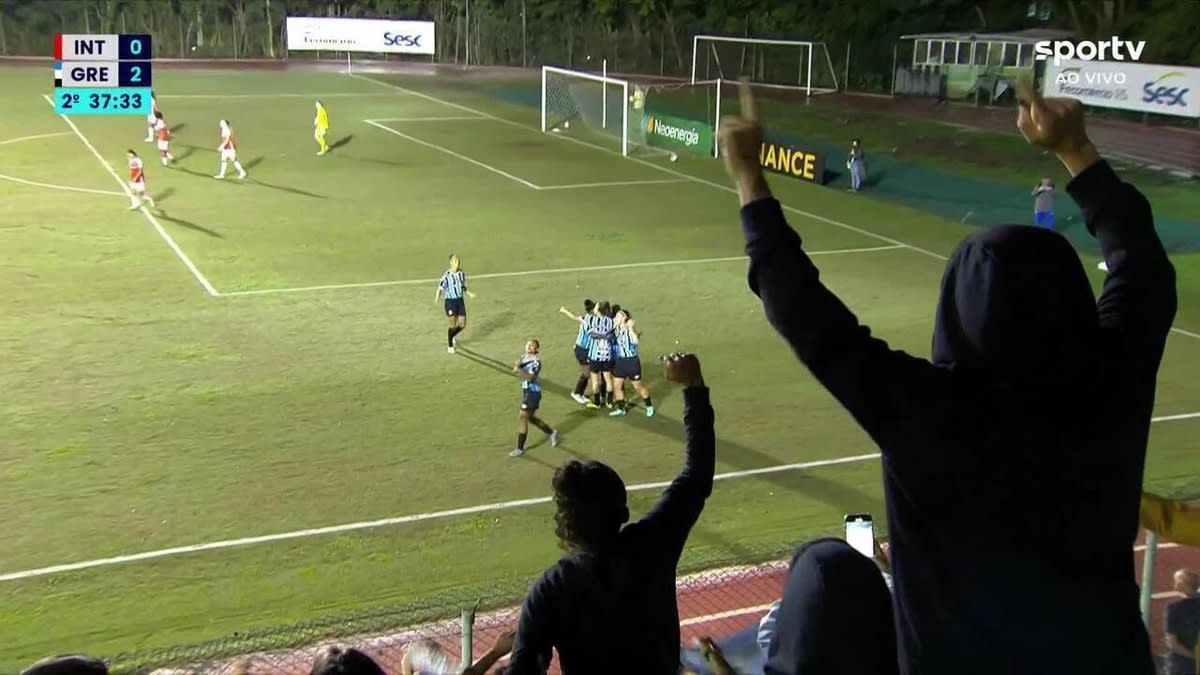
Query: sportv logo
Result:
<box><xmin>383</xmin><ymin>32</ymin><xmax>422</xmax><ymax>47</ymax></box>
<box><xmin>646</xmin><ymin>116</ymin><xmax>700</xmax><ymax>147</ymax></box>
<box><xmin>1034</xmin><ymin>37</ymin><xmax>1146</xmax><ymax>66</ymax></box>
<box><xmin>1143</xmin><ymin>71</ymin><xmax>1190</xmax><ymax>108</ymax></box>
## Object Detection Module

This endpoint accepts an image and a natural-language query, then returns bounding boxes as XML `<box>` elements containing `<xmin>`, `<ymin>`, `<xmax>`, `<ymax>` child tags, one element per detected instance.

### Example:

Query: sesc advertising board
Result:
<box><xmin>1041</xmin><ymin>58</ymin><xmax>1199</xmax><ymax>118</ymax></box>
<box><xmin>286</xmin><ymin>17</ymin><xmax>435</xmax><ymax>56</ymax></box>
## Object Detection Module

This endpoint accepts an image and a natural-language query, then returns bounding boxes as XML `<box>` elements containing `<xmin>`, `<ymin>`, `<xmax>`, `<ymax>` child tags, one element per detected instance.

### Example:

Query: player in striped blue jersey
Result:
<box><xmin>559</xmin><ymin>299</ymin><xmax>608</xmax><ymax>405</ymax></box>
<box><xmin>609</xmin><ymin>308</ymin><xmax>654</xmax><ymax>417</ymax></box>
<box><xmin>434</xmin><ymin>254</ymin><xmax>475</xmax><ymax>353</ymax></box>
<box><xmin>585</xmin><ymin>301</ymin><xmax>616</xmax><ymax>409</ymax></box>
<box><xmin>510</xmin><ymin>339</ymin><xmax>559</xmax><ymax>457</ymax></box>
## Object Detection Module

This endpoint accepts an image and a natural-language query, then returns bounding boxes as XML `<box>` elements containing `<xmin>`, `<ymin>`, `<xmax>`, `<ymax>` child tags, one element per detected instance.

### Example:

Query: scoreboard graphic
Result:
<box><xmin>53</xmin><ymin>33</ymin><xmax>153</xmax><ymax>115</ymax></box>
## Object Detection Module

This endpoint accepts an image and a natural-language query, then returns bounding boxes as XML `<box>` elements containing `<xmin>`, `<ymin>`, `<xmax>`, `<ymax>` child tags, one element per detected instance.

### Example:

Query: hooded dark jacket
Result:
<box><xmin>740</xmin><ymin>159</ymin><xmax>1176</xmax><ymax>675</ymax></box>
<box><xmin>765</xmin><ymin>538</ymin><xmax>898</xmax><ymax>675</ymax></box>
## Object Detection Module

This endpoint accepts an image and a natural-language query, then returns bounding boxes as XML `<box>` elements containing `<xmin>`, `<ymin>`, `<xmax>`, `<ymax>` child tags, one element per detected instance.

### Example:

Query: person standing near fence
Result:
<box><xmin>847</xmin><ymin>138</ymin><xmax>867</xmax><ymax>191</ymax></box>
<box><xmin>1032</xmin><ymin>177</ymin><xmax>1055</xmax><ymax>229</ymax></box>
<box><xmin>719</xmin><ymin>77</ymin><xmax>1175</xmax><ymax>675</ymax></box>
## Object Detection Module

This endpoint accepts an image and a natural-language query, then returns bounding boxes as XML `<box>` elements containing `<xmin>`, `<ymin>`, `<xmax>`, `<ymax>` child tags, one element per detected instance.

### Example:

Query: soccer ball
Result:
<box><xmin>669</xmin><ymin>153</ymin><xmax>678</xmax><ymax>162</ymax></box>
<box><xmin>563</xmin><ymin>121</ymin><xmax>570</xmax><ymax>130</ymax></box>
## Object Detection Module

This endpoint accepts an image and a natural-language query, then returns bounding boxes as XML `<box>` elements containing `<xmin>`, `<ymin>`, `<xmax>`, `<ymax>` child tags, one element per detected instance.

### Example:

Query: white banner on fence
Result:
<box><xmin>285</xmin><ymin>17</ymin><xmax>435</xmax><ymax>56</ymax></box>
<box><xmin>1041</xmin><ymin>59</ymin><xmax>1199</xmax><ymax>118</ymax></box>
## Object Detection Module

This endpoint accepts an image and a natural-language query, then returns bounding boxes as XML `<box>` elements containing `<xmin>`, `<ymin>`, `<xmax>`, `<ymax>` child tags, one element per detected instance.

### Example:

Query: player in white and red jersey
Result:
<box><xmin>154</xmin><ymin>111</ymin><xmax>174</xmax><ymax>166</ymax></box>
<box><xmin>214</xmin><ymin>119</ymin><xmax>247</xmax><ymax>179</ymax></box>
<box><xmin>126</xmin><ymin>149</ymin><xmax>156</xmax><ymax>210</ymax></box>
<box><xmin>144</xmin><ymin>91</ymin><xmax>159</xmax><ymax>143</ymax></box>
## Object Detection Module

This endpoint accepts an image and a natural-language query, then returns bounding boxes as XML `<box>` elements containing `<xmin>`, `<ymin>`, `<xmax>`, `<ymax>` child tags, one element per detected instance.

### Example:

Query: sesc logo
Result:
<box><xmin>383</xmin><ymin>32</ymin><xmax>422</xmax><ymax>48</ymax></box>
<box><xmin>1142</xmin><ymin>71</ymin><xmax>1190</xmax><ymax>108</ymax></box>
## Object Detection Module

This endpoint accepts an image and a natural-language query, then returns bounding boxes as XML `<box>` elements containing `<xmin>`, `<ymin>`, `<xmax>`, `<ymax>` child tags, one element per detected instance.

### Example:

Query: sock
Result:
<box><xmin>517</xmin><ymin>432</ymin><xmax>528</xmax><ymax>450</ymax></box>
<box><xmin>447</xmin><ymin>328</ymin><xmax>455</xmax><ymax>348</ymax></box>
<box><xmin>599</xmin><ymin>379</ymin><xmax>607</xmax><ymax>396</ymax></box>
<box><xmin>643</xmin><ymin>396</ymin><xmax>653</xmax><ymax>408</ymax></box>
<box><xmin>574</xmin><ymin>374</ymin><xmax>588</xmax><ymax>396</ymax></box>
<box><xmin>606</xmin><ymin>391</ymin><xmax>614</xmax><ymax>406</ymax></box>
<box><xmin>234</xmin><ymin>161</ymin><xmax>245</xmax><ymax>175</ymax></box>
<box><xmin>216</xmin><ymin>161</ymin><xmax>226</xmax><ymax>176</ymax></box>
<box><xmin>533</xmin><ymin>419</ymin><xmax>552</xmax><ymax>434</ymax></box>
<box><xmin>593</xmin><ymin>393</ymin><xmax>601</xmax><ymax>406</ymax></box>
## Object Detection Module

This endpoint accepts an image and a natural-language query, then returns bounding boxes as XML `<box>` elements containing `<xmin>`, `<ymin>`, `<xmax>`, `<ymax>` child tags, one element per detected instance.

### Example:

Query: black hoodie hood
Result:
<box><xmin>932</xmin><ymin>225</ymin><xmax>1099</xmax><ymax>387</ymax></box>
<box><xmin>764</xmin><ymin>538</ymin><xmax>898</xmax><ymax>675</ymax></box>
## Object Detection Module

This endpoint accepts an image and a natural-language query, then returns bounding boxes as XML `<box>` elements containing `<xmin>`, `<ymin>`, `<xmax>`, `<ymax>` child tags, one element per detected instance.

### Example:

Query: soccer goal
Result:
<box><xmin>691</xmin><ymin>35</ymin><xmax>839</xmax><ymax>94</ymax></box>
<box><xmin>542</xmin><ymin>65</ymin><xmax>719</xmax><ymax>158</ymax></box>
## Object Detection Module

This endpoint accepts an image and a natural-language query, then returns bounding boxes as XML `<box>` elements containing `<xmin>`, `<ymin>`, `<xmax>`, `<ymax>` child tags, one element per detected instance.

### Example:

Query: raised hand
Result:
<box><xmin>717</xmin><ymin>79</ymin><xmax>771</xmax><ymax>205</ymax></box>
<box><xmin>1016</xmin><ymin>78</ymin><xmax>1100</xmax><ymax>176</ymax></box>
<box><xmin>662</xmin><ymin>352</ymin><xmax>704</xmax><ymax>387</ymax></box>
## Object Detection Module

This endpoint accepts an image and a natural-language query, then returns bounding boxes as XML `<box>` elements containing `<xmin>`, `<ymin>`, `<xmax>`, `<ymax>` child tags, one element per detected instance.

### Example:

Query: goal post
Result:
<box><xmin>542</xmin><ymin>65</ymin><xmax>631</xmax><ymax>155</ymax></box>
<box><xmin>691</xmin><ymin>34</ymin><xmax>839</xmax><ymax>94</ymax></box>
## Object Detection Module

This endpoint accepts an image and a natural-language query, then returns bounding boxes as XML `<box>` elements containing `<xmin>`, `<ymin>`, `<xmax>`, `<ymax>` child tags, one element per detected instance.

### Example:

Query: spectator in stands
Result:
<box><xmin>1031</xmin><ymin>177</ymin><xmax>1055</xmax><ymax>230</ymax></box>
<box><xmin>1165</xmin><ymin>569</ymin><xmax>1200</xmax><ymax>675</ymax></box>
<box><xmin>311</xmin><ymin>646</ymin><xmax>386</xmax><ymax>675</ymax></box>
<box><xmin>719</xmin><ymin>76</ymin><xmax>1175</xmax><ymax>675</ymax></box>
<box><xmin>846</xmin><ymin>138</ymin><xmax>867</xmax><ymax>192</ymax></box>
<box><xmin>506</xmin><ymin>353</ymin><xmax>715</xmax><ymax>675</ymax></box>
<box><xmin>401</xmin><ymin>631</ymin><xmax>515</xmax><ymax>675</ymax></box>
<box><xmin>20</xmin><ymin>655</ymin><xmax>107</xmax><ymax>675</ymax></box>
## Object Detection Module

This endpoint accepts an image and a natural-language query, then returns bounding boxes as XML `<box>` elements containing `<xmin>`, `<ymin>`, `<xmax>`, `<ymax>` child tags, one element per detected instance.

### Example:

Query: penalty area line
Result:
<box><xmin>365</xmin><ymin>119</ymin><xmax>540</xmax><ymax>190</ymax></box>
<box><xmin>218</xmin><ymin>245</ymin><xmax>906</xmax><ymax>297</ymax></box>
<box><xmin>0</xmin><ymin>173</ymin><xmax>125</xmax><ymax>197</ymax></box>
<box><xmin>536</xmin><ymin>178</ymin><xmax>692</xmax><ymax>190</ymax></box>
<box><xmin>42</xmin><ymin>94</ymin><xmax>219</xmax><ymax>297</ymax></box>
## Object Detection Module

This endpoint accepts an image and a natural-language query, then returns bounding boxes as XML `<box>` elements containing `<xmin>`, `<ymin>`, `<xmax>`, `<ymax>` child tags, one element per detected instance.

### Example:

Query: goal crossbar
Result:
<box><xmin>691</xmin><ymin>34</ymin><xmax>839</xmax><ymax>94</ymax></box>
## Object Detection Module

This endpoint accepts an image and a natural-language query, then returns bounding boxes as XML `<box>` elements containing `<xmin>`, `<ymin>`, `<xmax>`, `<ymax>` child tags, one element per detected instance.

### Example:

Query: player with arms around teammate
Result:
<box><xmin>126</xmin><ymin>149</ymin><xmax>156</xmax><ymax>210</ymax></box>
<box><xmin>435</xmin><ymin>254</ymin><xmax>476</xmax><ymax>353</ymax></box>
<box><xmin>510</xmin><ymin>339</ymin><xmax>560</xmax><ymax>458</ymax></box>
<box><xmin>315</xmin><ymin>100</ymin><xmax>330</xmax><ymax>155</ymax></box>
<box><xmin>560</xmin><ymin>299</ymin><xmax>607</xmax><ymax>405</ymax></box>
<box><xmin>214</xmin><ymin>119</ymin><xmax>247</xmax><ymax>180</ymax></box>
<box><xmin>144</xmin><ymin>90</ymin><xmax>159</xmax><ymax>143</ymax></box>
<box><xmin>585</xmin><ymin>301</ymin><xmax>616</xmax><ymax>409</ymax></box>
<box><xmin>609</xmin><ymin>308</ymin><xmax>654</xmax><ymax>417</ymax></box>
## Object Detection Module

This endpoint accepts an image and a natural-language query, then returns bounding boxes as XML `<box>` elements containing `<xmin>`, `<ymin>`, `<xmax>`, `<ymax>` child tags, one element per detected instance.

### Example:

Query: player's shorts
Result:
<box><xmin>130</xmin><ymin>180</ymin><xmax>146</xmax><ymax>193</ymax></box>
<box><xmin>156</xmin><ymin>139</ymin><xmax>169</xmax><ymax>151</ymax></box>
<box><xmin>588</xmin><ymin>358</ymin><xmax>613</xmax><ymax>373</ymax></box>
<box><xmin>220</xmin><ymin>147</ymin><xmax>237</xmax><ymax>161</ymax></box>
<box><xmin>521</xmin><ymin>389</ymin><xmax>542</xmax><ymax>413</ymax></box>
<box><xmin>444</xmin><ymin>297</ymin><xmax>466</xmax><ymax>317</ymax></box>
<box><xmin>403</xmin><ymin>639</ymin><xmax>461</xmax><ymax>675</ymax></box>
<box><xmin>614</xmin><ymin>356</ymin><xmax>642</xmax><ymax>380</ymax></box>
<box><xmin>574</xmin><ymin>345</ymin><xmax>589</xmax><ymax>366</ymax></box>
<box><xmin>315</xmin><ymin>127</ymin><xmax>327</xmax><ymax>139</ymax></box>
<box><xmin>1035</xmin><ymin>211</ymin><xmax>1055</xmax><ymax>230</ymax></box>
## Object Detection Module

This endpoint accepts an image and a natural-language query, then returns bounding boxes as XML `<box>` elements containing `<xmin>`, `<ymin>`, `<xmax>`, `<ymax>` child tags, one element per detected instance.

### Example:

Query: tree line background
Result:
<box><xmin>1</xmin><ymin>0</ymin><xmax>1197</xmax><ymax>91</ymax></box>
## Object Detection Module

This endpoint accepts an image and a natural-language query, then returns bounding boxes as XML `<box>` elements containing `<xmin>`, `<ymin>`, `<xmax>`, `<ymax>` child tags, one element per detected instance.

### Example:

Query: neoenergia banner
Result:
<box><xmin>1041</xmin><ymin>59</ymin><xmax>1198</xmax><ymax>118</ymax></box>
<box><xmin>286</xmin><ymin>17</ymin><xmax>435</xmax><ymax>56</ymax></box>
<box><xmin>643</xmin><ymin>113</ymin><xmax>713</xmax><ymax>157</ymax></box>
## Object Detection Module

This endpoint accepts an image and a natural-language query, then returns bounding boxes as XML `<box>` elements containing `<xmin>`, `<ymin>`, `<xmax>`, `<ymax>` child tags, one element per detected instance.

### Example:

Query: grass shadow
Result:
<box><xmin>328</xmin><ymin>134</ymin><xmax>354</xmax><ymax>151</ymax></box>
<box><xmin>244</xmin><ymin>156</ymin><xmax>265</xmax><ymax>171</ymax></box>
<box><xmin>175</xmin><ymin>146</ymin><xmax>197</xmax><ymax>162</ymax></box>
<box><xmin>155</xmin><ymin>210</ymin><xmax>223</xmax><ymax>239</ymax></box>
<box><xmin>171</xmin><ymin>122</ymin><xmax>188</xmax><ymax>135</ymax></box>
<box><xmin>469</xmin><ymin>311</ymin><xmax>515</xmax><ymax>342</ymax></box>
<box><xmin>153</xmin><ymin>187</ymin><xmax>176</xmax><ymax>205</ymax></box>
<box><xmin>454</xmin><ymin>347</ymin><xmax>879</xmax><ymax>515</ymax></box>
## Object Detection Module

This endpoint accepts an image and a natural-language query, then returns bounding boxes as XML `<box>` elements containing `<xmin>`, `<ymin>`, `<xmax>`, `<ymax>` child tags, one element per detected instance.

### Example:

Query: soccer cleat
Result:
<box><xmin>447</xmin><ymin>346</ymin><xmax>456</xmax><ymax>354</ymax></box>
<box><xmin>645</xmin><ymin>406</ymin><xmax>655</xmax><ymax>417</ymax></box>
<box><xmin>237</xmin><ymin>173</ymin><xmax>246</xmax><ymax>180</ymax></box>
<box><xmin>213</xmin><ymin>174</ymin><xmax>224</xmax><ymax>179</ymax></box>
<box><xmin>509</xmin><ymin>448</ymin><xmax>525</xmax><ymax>457</ymax></box>
<box><xmin>570</xmin><ymin>393</ymin><xmax>588</xmax><ymax>405</ymax></box>
<box><xmin>608</xmin><ymin>407</ymin><xmax>626</xmax><ymax>417</ymax></box>
<box><xmin>550</xmin><ymin>430</ymin><xmax>560</xmax><ymax>447</ymax></box>
<box><xmin>1098</xmin><ymin>260</ymin><xmax>1109</xmax><ymax>272</ymax></box>
<box><xmin>128</xmin><ymin>203</ymin><xmax>140</xmax><ymax>210</ymax></box>
<box><xmin>585</xmin><ymin>401</ymin><xmax>601</xmax><ymax>410</ymax></box>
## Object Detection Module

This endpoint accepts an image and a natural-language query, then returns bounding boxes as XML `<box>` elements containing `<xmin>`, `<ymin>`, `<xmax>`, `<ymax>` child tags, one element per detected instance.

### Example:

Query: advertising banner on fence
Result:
<box><xmin>286</xmin><ymin>17</ymin><xmax>435</xmax><ymax>55</ymax></box>
<box><xmin>1042</xmin><ymin>59</ymin><xmax>1199</xmax><ymax>118</ymax></box>
<box><xmin>759</xmin><ymin>139</ymin><xmax>826</xmax><ymax>184</ymax></box>
<box><xmin>643</xmin><ymin>113</ymin><xmax>713</xmax><ymax>157</ymax></box>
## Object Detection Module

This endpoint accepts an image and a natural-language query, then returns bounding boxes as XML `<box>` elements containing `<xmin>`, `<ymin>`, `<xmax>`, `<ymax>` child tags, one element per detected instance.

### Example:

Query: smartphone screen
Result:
<box><xmin>844</xmin><ymin>513</ymin><xmax>874</xmax><ymax>558</ymax></box>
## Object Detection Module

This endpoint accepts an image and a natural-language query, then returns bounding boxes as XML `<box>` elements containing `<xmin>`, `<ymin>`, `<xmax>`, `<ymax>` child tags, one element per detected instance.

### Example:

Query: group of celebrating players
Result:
<box><xmin>124</xmin><ymin>94</ymin><xmax>332</xmax><ymax>210</ymax></box>
<box><xmin>435</xmin><ymin>256</ymin><xmax>654</xmax><ymax>458</ymax></box>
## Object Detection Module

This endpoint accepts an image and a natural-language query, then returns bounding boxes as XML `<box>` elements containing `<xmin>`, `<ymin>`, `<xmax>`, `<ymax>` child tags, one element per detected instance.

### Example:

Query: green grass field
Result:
<box><xmin>1</xmin><ymin>65</ymin><xmax>1198</xmax><ymax>671</ymax></box>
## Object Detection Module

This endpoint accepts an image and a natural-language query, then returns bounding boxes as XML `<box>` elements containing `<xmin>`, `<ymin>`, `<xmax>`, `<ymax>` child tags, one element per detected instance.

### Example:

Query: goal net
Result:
<box><xmin>542</xmin><ymin>65</ymin><xmax>718</xmax><ymax>158</ymax></box>
<box><xmin>691</xmin><ymin>35</ymin><xmax>839</xmax><ymax>94</ymax></box>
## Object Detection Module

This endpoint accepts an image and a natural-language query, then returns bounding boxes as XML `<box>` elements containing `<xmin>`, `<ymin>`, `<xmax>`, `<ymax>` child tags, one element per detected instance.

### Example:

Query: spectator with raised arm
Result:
<box><xmin>506</xmin><ymin>353</ymin><xmax>715</xmax><ymax>675</ymax></box>
<box><xmin>719</xmin><ymin>78</ymin><xmax>1176</xmax><ymax>675</ymax></box>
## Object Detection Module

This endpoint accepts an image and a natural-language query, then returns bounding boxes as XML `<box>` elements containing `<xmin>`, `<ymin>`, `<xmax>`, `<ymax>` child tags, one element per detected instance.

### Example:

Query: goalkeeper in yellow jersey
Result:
<box><xmin>314</xmin><ymin>100</ymin><xmax>330</xmax><ymax>155</ymax></box>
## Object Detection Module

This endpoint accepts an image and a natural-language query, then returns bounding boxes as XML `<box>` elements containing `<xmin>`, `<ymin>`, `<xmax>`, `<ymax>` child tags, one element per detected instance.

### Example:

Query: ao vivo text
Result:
<box><xmin>383</xmin><ymin>32</ymin><xmax>422</xmax><ymax>47</ymax></box>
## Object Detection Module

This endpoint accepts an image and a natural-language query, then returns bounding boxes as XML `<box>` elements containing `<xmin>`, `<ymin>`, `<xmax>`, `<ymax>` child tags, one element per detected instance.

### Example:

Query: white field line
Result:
<box><xmin>41</xmin><ymin>95</ymin><xmax>219</xmax><ymax>297</ymax></box>
<box><xmin>371</xmin><ymin>115</ymin><xmax>489</xmax><ymax>122</ymax></box>
<box><xmin>0</xmin><ymin>131</ymin><xmax>72</xmax><ymax>145</ymax></box>
<box><xmin>364</xmin><ymin>119</ymin><xmax>540</xmax><ymax>190</ymax></box>
<box><xmin>217</xmin><ymin>245</ymin><xmax>905</xmax><ymax>298</ymax></box>
<box><xmin>4</xmin><ymin>405</ymin><xmax>1198</xmax><ymax>583</ymax></box>
<box><xmin>536</xmin><ymin>178</ymin><xmax>691</xmax><ymax>190</ymax></box>
<box><xmin>680</xmin><ymin>603</ymin><xmax>775</xmax><ymax>627</ymax></box>
<box><xmin>349</xmin><ymin>74</ymin><xmax>1200</xmax><ymax>343</ymax></box>
<box><xmin>0</xmin><ymin>173</ymin><xmax>125</xmax><ymax>197</ymax></box>
<box><xmin>0</xmin><ymin>452</ymin><xmax>882</xmax><ymax>582</ymax></box>
<box><xmin>1135</xmin><ymin>542</ymin><xmax>1181</xmax><ymax>552</ymax></box>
